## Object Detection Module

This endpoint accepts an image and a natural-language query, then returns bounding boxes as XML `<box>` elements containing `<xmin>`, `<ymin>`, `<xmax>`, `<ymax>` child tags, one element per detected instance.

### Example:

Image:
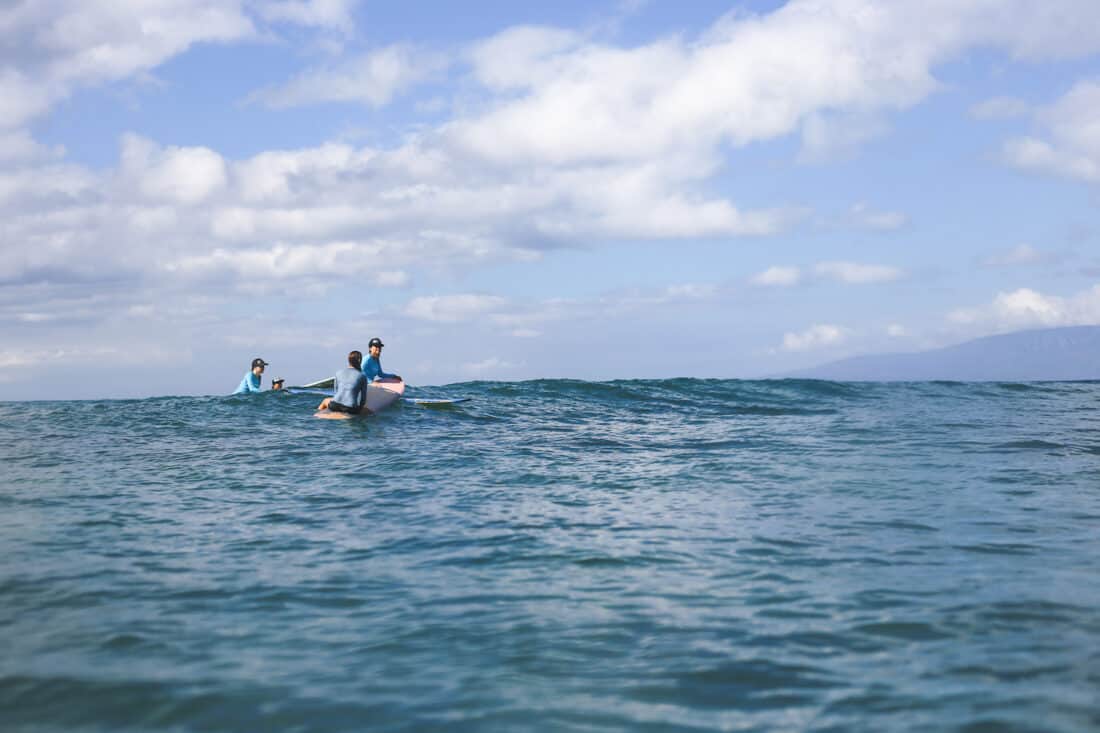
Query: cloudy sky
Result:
<box><xmin>2</xmin><ymin>0</ymin><xmax>1100</xmax><ymax>398</ymax></box>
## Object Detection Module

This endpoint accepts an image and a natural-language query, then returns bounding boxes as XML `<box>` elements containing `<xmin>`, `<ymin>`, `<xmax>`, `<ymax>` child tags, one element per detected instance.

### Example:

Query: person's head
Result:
<box><xmin>251</xmin><ymin>357</ymin><xmax>268</xmax><ymax>375</ymax></box>
<box><xmin>271</xmin><ymin>378</ymin><xmax>285</xmax><ymax>390</ymax></box>
<box><xmin>368</xmin><ymin>337</ymin><xmax>383</xmax><ymax>357</ymax></box>
<box><xmin>348</xmin><ymin>350</ymin><xmax>363</xmax><ymax>370</ymax></box>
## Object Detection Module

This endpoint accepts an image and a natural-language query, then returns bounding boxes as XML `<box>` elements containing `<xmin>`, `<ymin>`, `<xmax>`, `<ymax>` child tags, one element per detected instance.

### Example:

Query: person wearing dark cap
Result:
<box><xmin>233</xmin><ymin>357</ymin><xmax>269</xmax><ymax>394</ymax></box>
<box><xmin>362</xmin><ymin>337</ymin><xmax>401</xmax><ymax>383</ymax></box>
<box><xmin>271</xmin><ymin>378</ymin><xmax>286</xmax><ymax>391</ymax></box>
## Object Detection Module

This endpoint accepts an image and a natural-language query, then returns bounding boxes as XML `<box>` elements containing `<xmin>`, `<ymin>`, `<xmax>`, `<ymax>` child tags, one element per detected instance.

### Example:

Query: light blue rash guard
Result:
<box><xmin>233</xmin><ymin>371</ymin><xmax>262</xmax><ymax>394</ymax></box>
<box><xmin>332</xmin><ymin>367</ymin><xmax>368</xmax><ymax>409</ymax></box>
<box><xmin>362</xmin><ymin>356</ymin><xmax>395</xmax><ymax>382</ymax></box>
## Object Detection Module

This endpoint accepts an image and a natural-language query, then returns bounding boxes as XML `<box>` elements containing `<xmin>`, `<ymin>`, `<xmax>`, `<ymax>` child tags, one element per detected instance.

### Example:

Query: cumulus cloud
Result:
<box><xmin>448</xmin><ymin>1</ymin><xmax>1100</xmax><ymax>169</ymax></box>
<box><xmin>782</xmin><ymin>324</ymin><xmax>848</xmax><ymax>352</ymax></box>
<box><xmin>1001</xmin><ymin>80</ymin><xmax>1100</xmax><ymax>183</ymax></box>
<box><xmin>120</xmin><ymin>134</ymin><xmax>228</xmax><ymax>204</ymax></box>
<box><xmin>948</xmin><ymin>285</ymin><xmax>1100</xmax><ymax>330</ymax></box>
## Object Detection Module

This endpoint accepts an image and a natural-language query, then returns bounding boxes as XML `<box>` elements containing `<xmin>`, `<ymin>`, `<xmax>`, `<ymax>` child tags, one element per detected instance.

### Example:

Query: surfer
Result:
<box><xmin>317</xmin><ymin>350</ymin><xmax>371</xmax><ymax>415</ymax></box>
<box><xmin>271</xmin><ymin>378</ymin><xmax>285</xmax><ymax>391</ymax></box>
<box><xmin>363</xmin><ymin>337</ymin><xmax>402</xmax><ymax>383</ymax></box>
<box><xmin>233</xmin><ymin>358</ymin><xmax>268</xmax><ymax>394</ymax></box>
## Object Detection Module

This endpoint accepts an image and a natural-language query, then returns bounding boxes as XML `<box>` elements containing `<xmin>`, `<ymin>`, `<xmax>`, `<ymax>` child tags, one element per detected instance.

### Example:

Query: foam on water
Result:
<box><xmin>1</xmin><ymin>379</ymin><xmax>1099</xmax><ymax>732</ymax></box>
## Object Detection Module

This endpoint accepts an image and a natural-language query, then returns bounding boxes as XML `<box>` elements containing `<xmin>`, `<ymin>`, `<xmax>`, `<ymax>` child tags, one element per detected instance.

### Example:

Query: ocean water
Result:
<box><xmin>1</xmin><ymin>379</ymin><xmax>1098</xmax><ymax>733</ymax></box>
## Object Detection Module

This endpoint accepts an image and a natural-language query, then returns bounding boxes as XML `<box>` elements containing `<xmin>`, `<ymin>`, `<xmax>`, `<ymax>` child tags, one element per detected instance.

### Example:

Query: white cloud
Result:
<box><xmin>948</xmin><ymin>285</ymin><xmax>1100</xmax><ymax>330</ymax></box>
<box><xmin>849</xmin><ymin>202</ymin><xmax>907</xmax><ymax>231</ymax></box>
<box><xmin>165</xmin><ymin>242</ymin><xmax>409</xmax><ymax>288</ymax></box>
<box><xmin>1001</xmin><ymin>80</ymin><xmax>1100</xmax><ymax>183</ymax></box>
<box><xmin>886</xmin><ymin>323</ymin><xmax>906</xmax><ymax>337</ymax></box>
<box><xmin>256</xmin><ymin>0</ymin><xmax>358</xmax><ymax>32</ymax></box>
<box><xmin>121</xmin><ymin>134</ymin><xmax>228</xmax><ymax>204</ymax></box>
<box><xmin>782</xmin><ymin>324</ymin><xmax>847</xmax><ymax>352</ymax></box>
<box><xmin>814</xmin><ymin>261</ymin><xmax>902</xmax><ymax>284</ymax></box>
<box><xmin>449</xmin><ymin>1</ymin><xmax>1100</xmax><ymax>171</ymax></box>
<box><xmin>468</xmin><ymin>25</ymin><xmax>583</xmax><ymax>90</ymax></box>
<box><xmin>752</xmin><ymin>266</ymin><xmax>802</xmax><ymax>287</ymax></box>
<box><xmin>0</xmin><ymin>2</ymin><xmax>258</xmax><ymax>131</ymax></box>
<box><xmin>752</xmin><ymin>261</ymin><xmax>902</xmax><ymax>287</ymax></box>
<box><xmin>2</xmin><ymin>0</ymin><xmax>1100</xmax><ymax>382</ymax></box>
<box><xmin>405</xmin><ymin>294</ymin><xmax>508</xmax><ymax>323</ymax></box>
<box><xmin>250</xmin><ymin>45</ymin><xmax>446</xmax><ymax>108</ymax></box>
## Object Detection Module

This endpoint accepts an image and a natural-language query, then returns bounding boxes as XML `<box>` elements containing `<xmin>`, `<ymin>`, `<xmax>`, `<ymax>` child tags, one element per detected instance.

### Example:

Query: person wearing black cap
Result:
<box><xmin>233</xmin><ymin>357</ymin><xmax>269</xmax><ymax>394</ymax></box>
<box><xmin>362</xmin><ymin>337</ymin><xmax>401</xmax><ymax>383</ymax></box>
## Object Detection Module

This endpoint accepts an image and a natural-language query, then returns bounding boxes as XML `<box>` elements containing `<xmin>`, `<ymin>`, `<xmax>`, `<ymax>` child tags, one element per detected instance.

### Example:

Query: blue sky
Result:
<box><xmin>2</xmin><ymin>0</ymin><xmax>1100</xmax><ymax>399</ymax></box>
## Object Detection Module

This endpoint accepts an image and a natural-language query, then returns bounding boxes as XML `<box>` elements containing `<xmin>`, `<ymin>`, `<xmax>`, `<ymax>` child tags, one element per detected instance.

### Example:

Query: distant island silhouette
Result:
<box><xmin>780</xmin><ymin>325</ymin><xmax>1100</xmax><ymax>381</ymax></box>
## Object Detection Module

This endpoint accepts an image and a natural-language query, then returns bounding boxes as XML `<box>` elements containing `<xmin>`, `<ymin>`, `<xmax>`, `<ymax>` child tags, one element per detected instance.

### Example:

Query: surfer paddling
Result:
<box><xmin>363</xmin><ymin>337</ymin><xmax>402</xmax><ymax>383</ymax></box>
<box><xmin>317</xmin><ymin>350</ymin><xmax>372</xmax><ymax>416</ymax></box>
<box><xmin>233</xmin><ymin>357</ymin><xmax>269</xmax><ymax>394</ymax></box>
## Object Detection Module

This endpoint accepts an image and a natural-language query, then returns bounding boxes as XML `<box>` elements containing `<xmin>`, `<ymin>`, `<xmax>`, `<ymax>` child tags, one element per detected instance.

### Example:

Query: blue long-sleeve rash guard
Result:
<box><xmin>234</xmin><ymin>371</ymin><xmax>263</xmax><ymax>394</ymax></box>
<box><xmin>362</xmin><ymin>356</ymin><xmax>395</xmax><ymax>382</ymax></box>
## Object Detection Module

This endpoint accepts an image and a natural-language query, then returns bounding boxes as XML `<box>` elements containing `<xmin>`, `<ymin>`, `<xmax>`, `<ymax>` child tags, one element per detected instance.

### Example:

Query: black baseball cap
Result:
<box><xmin>252</xmin><ymin>358</ymin><xmax>269</xmax><ymax>368</ymax></box>
<box><xmin>368</xmin><ymin>338</ymin><xmax>384</xmax><ymax>348</ymax></box>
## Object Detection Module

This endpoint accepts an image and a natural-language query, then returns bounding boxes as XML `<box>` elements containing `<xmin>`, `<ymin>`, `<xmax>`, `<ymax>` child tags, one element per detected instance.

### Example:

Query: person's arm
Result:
<box><xmin>234</xmin><ymin>372</ymin><xmax>260</xmax><ymax>394</ymax></box>
<box><xmin>356</xmin><ymin>374</ymin><xmax>372</xmax><ymax>414</ymax></box>
<box><xmin>246</xmin><ymin>373</ymin><xmax>263</xmax><ymax>392</ymax></box>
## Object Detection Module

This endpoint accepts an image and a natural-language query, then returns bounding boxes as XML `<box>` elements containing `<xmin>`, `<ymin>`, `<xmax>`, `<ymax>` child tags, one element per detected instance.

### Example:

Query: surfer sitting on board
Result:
<box><xmin>363</xmin><ymin>337</ymin><xmax>401</xmax><ymax>383</ymax></box>
<box><xmin>317</xmin><ymin>350</ymin><xmax>371</xmax><ymax>415</ymax></box>
<box><xmin>233</xmin><ymin>358</ymin><xmax>268</xmax><ymax>394</ymax></box>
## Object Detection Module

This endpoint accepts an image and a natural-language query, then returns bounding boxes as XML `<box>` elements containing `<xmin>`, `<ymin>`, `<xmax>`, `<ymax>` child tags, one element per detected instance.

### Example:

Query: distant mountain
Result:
<box><xmin>781</xmin><ymin>326</ymin><xmax>1100</xmax><ymax>381</ymax></box>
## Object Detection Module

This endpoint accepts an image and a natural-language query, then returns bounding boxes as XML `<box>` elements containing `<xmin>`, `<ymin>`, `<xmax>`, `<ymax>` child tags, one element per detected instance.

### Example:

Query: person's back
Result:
<box><xmin>332</xmin><ymin>366</ymin><xmax>368</xmax><ymax>411</ymax></box>
<box><xmin>318</xmin><ymin>350</ymin><xmax>370</xmax><ymax>414</ymax></box>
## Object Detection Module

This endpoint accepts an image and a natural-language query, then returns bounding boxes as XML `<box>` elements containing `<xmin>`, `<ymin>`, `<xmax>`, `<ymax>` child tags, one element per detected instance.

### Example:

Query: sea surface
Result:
<box><xmin>1</xmin><ymin>379</ymin><xmax>1099</xmax><ymax>732</ymax></box>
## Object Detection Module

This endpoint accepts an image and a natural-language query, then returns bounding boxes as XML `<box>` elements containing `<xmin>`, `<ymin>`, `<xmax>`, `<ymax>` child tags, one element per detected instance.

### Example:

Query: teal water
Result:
<box><xmin>1</xmin><ymin>379</ymin><xmax>1098</xmax><ymax>732</ymax></box>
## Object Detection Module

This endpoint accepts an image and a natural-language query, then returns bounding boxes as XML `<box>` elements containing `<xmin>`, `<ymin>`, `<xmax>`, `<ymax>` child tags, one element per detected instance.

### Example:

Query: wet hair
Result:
<box><xmin>348</xmin><ymin>350</ymin><xmax>363</xmax><ymax>369</ymax></box>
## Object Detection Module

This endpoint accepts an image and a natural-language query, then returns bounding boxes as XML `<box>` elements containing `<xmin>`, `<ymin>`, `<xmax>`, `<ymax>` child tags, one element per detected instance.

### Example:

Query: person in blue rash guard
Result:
<box><xmin>362</xmin><ymin>337</ymin><xmax>402</xmax><ymax>383</ymax></box>
<box><xmin>317</xmin><ymin>350</ymin><xmax>370</xmax><ymax>415</ymax></box>
<box><xmin>233</xmin><ymin>357</ymin><xmax>268</xmax><ymax>394</ymax></box>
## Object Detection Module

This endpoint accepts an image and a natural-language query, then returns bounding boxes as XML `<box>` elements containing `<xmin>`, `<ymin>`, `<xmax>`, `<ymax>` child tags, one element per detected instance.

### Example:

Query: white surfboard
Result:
<box><xmin>404</xmin><ymin>397</ymin><xmax>471</xmax><ymax>406</ymax></box>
